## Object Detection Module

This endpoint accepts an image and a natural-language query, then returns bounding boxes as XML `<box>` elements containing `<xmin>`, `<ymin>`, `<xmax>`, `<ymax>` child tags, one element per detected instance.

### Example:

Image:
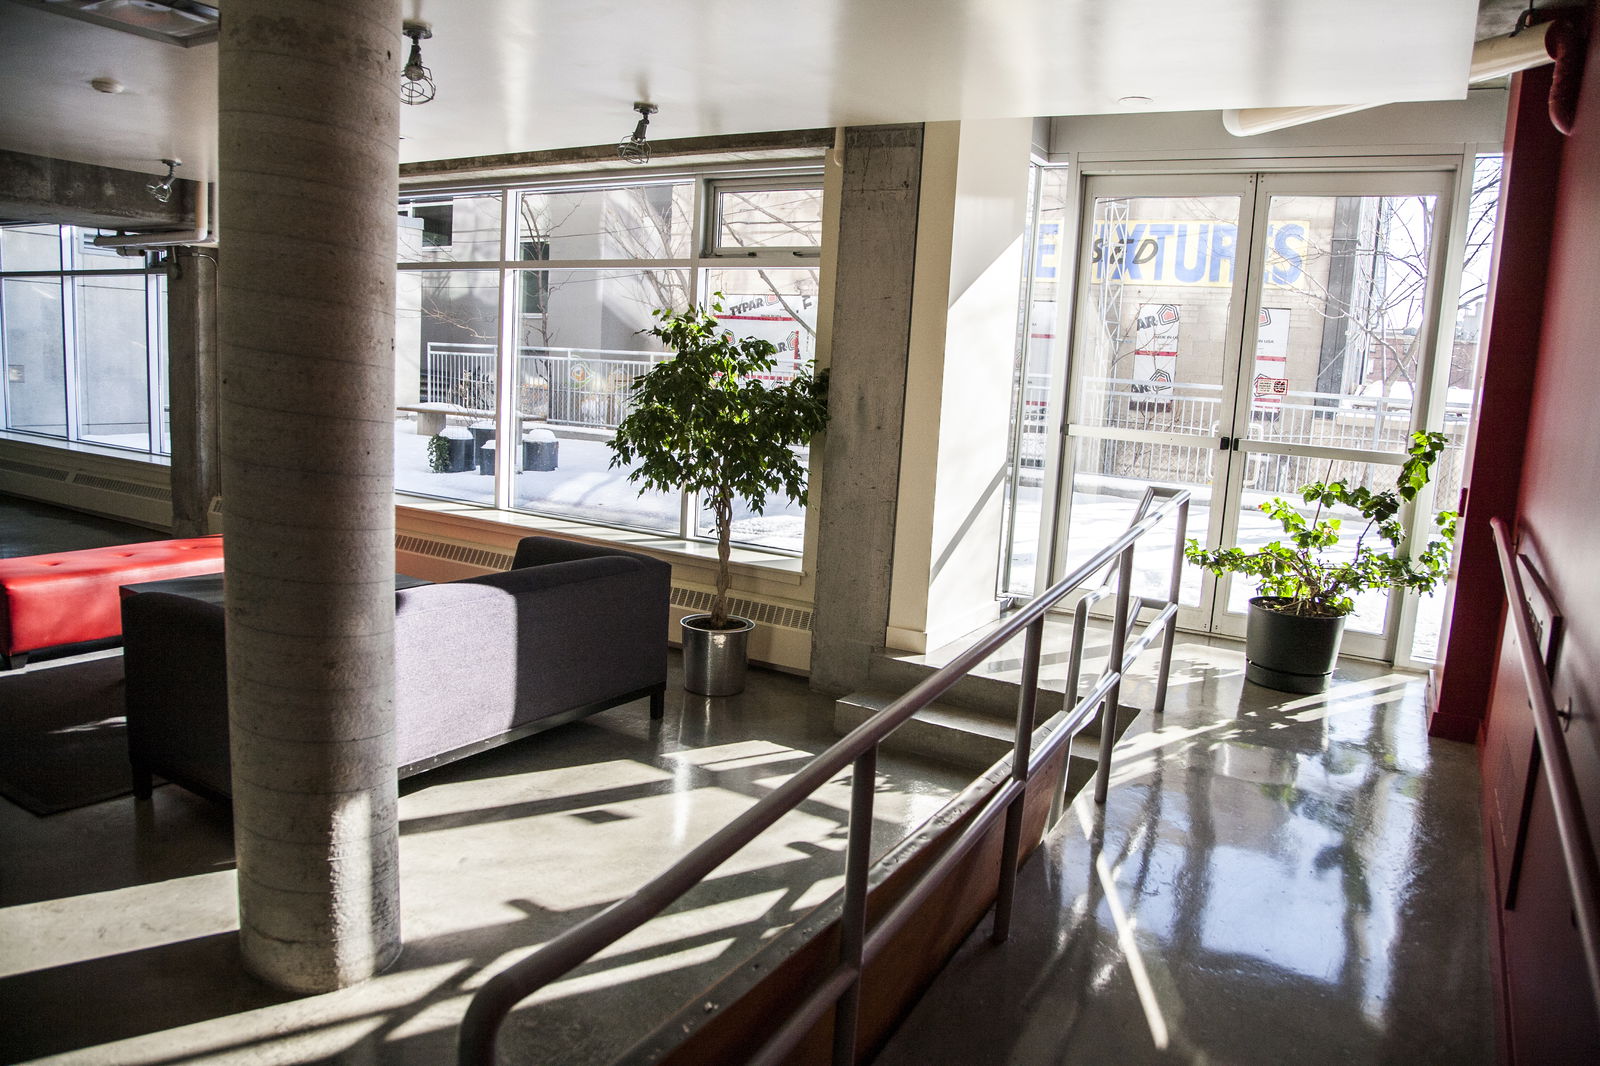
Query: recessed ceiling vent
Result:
<box><xmin>12</xmin><ymin>0</ymin><xmax>219</xmax><ymax>47</ymax></box>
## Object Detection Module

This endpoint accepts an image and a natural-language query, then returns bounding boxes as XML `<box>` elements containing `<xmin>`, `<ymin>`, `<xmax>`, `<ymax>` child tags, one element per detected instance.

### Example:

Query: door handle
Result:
<box><xmin>1220</xmin><ymin>435</ymin><xmax>1231</xmax><ymax>451</ymax></box>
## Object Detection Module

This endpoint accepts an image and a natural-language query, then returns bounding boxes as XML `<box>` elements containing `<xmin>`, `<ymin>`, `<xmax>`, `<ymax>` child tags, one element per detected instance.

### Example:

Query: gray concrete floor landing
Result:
<box><xmin>875</xmin><ymin>639</ymin><xmax>1495</xmax><ymax>1065</ymax></box>
<box><xmin>0</xmin><ymin>652</ymin><xmax>969</xmax><ymax>1065</ymax></box>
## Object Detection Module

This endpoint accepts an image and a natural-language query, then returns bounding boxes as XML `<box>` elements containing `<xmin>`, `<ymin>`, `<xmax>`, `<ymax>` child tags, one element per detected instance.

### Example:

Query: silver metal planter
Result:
<box><xmin>681</xmin><ymin>614</ymin><xmax>754</xmax><ymax>696</ymax></box>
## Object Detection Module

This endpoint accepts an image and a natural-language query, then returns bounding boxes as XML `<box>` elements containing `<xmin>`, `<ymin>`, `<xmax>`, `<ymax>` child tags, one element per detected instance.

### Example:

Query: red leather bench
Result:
<box><xmin>0</xmin><ymin>536</ymin><xmax>224</xmax><ymax>669</ymax></box>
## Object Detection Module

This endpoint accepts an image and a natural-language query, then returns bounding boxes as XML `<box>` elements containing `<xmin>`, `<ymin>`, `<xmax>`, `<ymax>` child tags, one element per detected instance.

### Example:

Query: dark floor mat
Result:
<box><xmin>0</xmin><ymin>656</ymin><xmax>148</xmax><ymax>815</ymax></box>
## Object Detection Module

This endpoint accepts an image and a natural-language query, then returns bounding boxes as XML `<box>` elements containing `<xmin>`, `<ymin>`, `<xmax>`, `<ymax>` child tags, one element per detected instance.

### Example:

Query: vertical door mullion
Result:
<box><xmin>1206</xmin><ymin>172</ymin><xmax>1272</xmax><ymax>634</ymax></box>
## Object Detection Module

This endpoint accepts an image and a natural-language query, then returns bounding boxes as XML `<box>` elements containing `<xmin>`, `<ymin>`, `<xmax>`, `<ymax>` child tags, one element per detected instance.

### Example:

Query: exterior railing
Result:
<box><xmin>417</xmin><ymin>343</ymin><xmax>803</xmax><ymax>431</ymax></box>
<box><xmin>1015</xmin><ymin>374</ymin><xmax>1469</xmax><ymax>499</ymax></box>
<box><xmin>1491</xmin><ymin>516</ymin><xmax>1600</xmax><ymax>1022</ymax></box>
<box><xmin>457</xmin><ymin>491</ymin><xmax>1192</xmax><ymax>1066</ymax></box>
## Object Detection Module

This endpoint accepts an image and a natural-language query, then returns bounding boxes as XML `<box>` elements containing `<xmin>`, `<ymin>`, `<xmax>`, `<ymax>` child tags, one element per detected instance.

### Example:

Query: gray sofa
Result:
<box><xmin>121</xmin><ymin>536</ymin><xmax>670</xmax><ymax>802</ymax></box>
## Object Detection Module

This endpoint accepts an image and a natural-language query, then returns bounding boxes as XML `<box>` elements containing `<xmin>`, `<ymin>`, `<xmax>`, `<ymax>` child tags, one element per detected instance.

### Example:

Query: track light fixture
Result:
<box><xmin>401</xmin><ymin>21</ymin><xmax>436</xmax><ymax>106</ymax></box>
<box><xmin>147</xmin><ymin>159</ymin><xmax>181</xmax><ymax>203</ymax></box>
<box><xmin>618</xmin><ymin>103</ymin><xmax>658</xmax><ymax>164</ymax></box>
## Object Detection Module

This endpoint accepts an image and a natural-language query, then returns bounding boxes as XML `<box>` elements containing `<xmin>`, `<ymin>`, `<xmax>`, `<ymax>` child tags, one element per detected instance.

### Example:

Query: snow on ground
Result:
<box><xmin>393</xmin><ymin>421</ymin><xmax>806</xmax><ymax>552</ymax></box>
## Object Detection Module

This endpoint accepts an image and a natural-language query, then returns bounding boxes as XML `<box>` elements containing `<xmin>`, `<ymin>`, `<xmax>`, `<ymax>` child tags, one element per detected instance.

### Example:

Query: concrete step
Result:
<box><xmin>864</xmin><ymin>653</ymin><xmax>1114</xmax><ymax>740</ymax></box>
<box><xmin>833</xmin><ymin>689</ymin><xmax>1122</xmax><ymax>805</ymax></box>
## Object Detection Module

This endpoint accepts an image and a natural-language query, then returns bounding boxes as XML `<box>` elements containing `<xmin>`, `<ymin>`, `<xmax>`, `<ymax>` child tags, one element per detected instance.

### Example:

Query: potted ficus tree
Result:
<box><xmin>610</xmin><ymin>296</ymin><xmax>830</xmax><ymax>696</ymax></box>
<box><xmin>1184</xmin><ymin>430</ymin><xmax>1458</xmax><ymax>694</ymax></box>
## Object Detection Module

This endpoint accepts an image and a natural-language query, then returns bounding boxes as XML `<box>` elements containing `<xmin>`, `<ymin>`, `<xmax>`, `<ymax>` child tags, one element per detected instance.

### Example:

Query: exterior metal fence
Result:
<box><xmin>1016</xmin><ymin>374</ymin><xmax>1469</xmax><ymax>502</ymax></box>
<box><xmin>417</xmin><ymin>342</ymin><xmax>800</xmax><ymax>430</ymax></box>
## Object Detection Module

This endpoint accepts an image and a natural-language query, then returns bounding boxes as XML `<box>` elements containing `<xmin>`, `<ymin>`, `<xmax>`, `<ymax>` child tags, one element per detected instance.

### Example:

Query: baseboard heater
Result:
<box><xmin>0</xmin><ymin>456</ymin><xmax>172</xmax><ymax>527</ymax></box>
<box><xmin>669</xmin><ymin>587</ymin><xmax>813</xmax><ymax>633</ymax></box>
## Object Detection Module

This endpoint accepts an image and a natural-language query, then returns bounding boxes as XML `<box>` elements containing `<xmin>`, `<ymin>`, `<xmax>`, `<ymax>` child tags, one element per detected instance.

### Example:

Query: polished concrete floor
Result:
<box><xmin>876</xmin><ymin>638</ymin><xmax>1495</xmax><ymax>1065</ymax></box>
<box><xmin>0</xmin><ymin>493</ymin><xmax>1494</xmax><ymax>1064</ymax></box>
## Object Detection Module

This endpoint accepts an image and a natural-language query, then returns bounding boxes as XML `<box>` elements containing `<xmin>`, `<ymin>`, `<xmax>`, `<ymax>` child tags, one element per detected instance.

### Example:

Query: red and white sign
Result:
<box><xmin>1252</xmin><ymin>306</ymin><xmax>1291</xmax><ymax>411</ymax></box>
<box><xmin>1133</xmin><ymin>303</ymin><xmax>1179</xmax><ymax>396</ymax></box>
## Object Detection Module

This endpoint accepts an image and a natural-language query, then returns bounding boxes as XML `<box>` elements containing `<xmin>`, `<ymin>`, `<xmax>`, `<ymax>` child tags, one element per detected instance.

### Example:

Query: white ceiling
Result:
<box><xmin>0</xmin><ymin>0</ymin><xmax>1482</xmax><ymax>181</ymax></box>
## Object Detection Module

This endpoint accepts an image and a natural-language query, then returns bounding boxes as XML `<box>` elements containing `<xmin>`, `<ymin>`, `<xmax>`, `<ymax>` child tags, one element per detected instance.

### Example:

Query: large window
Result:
<box><xmin>395</xmin><ymin>169</ymin><xmax>825</xmax><ymax>553</ymax></box>
<box><xmin>0</xmin><ymin>225</ymin><xmax>168</xmax><ymax>454</ymax></box>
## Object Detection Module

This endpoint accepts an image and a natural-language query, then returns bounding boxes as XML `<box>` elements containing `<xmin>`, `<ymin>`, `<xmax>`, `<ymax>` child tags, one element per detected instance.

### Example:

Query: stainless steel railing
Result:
<box><xmin>457</xmin><ymin>491</ymin><xmax>1191</xmax><ymax>1066</ymax></box>
<box><xmin>1491</xmin><ymin>516</ymin><xmax>1600</xmax><ymax>1022</ymax></box>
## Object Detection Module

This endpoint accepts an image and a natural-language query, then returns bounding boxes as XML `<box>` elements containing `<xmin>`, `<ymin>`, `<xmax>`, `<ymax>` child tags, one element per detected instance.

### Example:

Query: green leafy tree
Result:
<box><xmin>1185</xmin><ymin>430</ymin><xmax>1458</xmax><ymax>617</ymax></box>
<box><xmin>610</xmin><ymin>296</ymin><xmax>830</xmax><ymax>629</ymax></box>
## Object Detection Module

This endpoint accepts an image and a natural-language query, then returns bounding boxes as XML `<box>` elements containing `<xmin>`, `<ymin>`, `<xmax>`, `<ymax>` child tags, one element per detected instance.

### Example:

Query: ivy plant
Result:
<box><xmin>1184</xmin><ymin>430</ymin><xmax>1459</xmax><ymax>618</ymax></box>
<box><xmin>610</xmin><ymin>296</ymin><xmax>830</xmax><ymax>629</ymax></box>
<box><xmin>426</xmin><ymin>433</ymin><xmax>450</xmax><ymax>473</ymax></box>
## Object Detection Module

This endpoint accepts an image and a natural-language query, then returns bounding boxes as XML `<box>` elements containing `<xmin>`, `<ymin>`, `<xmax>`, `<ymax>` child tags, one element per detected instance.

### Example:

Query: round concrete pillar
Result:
<box><xmin>218</xmin><ymin>0</ymin><xmax>403</xmax><ymax>992</ymax></box>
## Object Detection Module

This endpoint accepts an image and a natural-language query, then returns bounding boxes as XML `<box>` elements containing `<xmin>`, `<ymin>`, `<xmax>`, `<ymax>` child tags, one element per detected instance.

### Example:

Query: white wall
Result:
<box><xmin>887</xmin><ymin>118</ymin><xmax>1034</xmax><ymax>654</ymax></box>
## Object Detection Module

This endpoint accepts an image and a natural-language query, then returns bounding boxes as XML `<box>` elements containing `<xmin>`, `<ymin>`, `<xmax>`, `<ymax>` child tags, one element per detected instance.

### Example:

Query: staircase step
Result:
<box><xmin>833</xmin><ymin>689</ymin><xmax>1124</xmax><ymax>799</ymax></box>
<box><xmin>864</xmin><ymin>654</ymin><xmax>1114</xmax><ymax>739</ymax></box>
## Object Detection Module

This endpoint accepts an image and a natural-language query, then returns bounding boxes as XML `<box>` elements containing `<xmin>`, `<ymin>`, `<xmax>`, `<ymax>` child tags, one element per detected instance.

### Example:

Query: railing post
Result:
<box><xmin>993</xmin><ymin>618</ymin><xmax>1043</xmax><ymax>944</ymax></box>
<box><xmin>1094</xmin><ymin>545</ymin><xmax>1135</xmax><ymax>805</ymax></box>
<box><xmin>1153</xmin><ymin>496</ymin><xmax>1189</xmax><ymax>716</ymax></box>
<box><xmin>832</xmin><ymin>747</ymin><xmax>876</xmax><ymax>1066</ymax></box>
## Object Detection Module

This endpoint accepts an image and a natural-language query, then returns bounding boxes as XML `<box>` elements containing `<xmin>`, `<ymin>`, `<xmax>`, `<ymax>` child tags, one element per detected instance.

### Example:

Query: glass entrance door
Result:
<box><xmin>1057</xmin><ymin>170</ymin><xmax>1453</xmax><ymax>659</ymax></box>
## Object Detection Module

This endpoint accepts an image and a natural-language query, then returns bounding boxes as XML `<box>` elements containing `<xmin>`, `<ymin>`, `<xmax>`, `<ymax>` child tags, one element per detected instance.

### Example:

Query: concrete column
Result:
<box><xmin>219</xmin><ymin>0</ymin><xmax>402</xmax><ymax>992</ymax></box>
<box><xmin>809</xmin><ymin>125</ymin><xmax>925</xmax><ymax>695</ymax></box>
<box><xmin>887</xmin><ymin>119</ymin><xmax>1034</xmax><ymax>654</ymax></box>
<box><xmin>167</xmin><ymin>247</ymin><xmax>220</xmax><ymax>536</ymax></box>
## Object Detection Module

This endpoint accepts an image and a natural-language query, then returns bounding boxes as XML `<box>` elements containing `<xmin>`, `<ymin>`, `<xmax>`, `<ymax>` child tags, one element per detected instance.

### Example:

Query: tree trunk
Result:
<box><xmin>712</xmin><ymin>490</ymin><xmax>733</xmax><ymax>628</ymax></box>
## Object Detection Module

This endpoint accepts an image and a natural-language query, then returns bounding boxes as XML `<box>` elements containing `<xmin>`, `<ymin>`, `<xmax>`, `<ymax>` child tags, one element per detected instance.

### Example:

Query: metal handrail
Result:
<box><xmin>457</xmin><ymin>492</ymin><xmax>1192</xmax><ymax>1065</ymax></box>
<box><xmin>1490</xmin><ymin>517</ymin><xmax>1600</xmax><ymax>1022</ymax></box>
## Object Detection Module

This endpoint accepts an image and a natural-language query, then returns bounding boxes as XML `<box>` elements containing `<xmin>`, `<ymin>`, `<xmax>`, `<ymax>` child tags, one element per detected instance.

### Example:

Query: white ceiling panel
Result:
<box><xmin>0</xmin><ymin>0</ymin><xmax>1480</xmax><ymax>179</ymax></box>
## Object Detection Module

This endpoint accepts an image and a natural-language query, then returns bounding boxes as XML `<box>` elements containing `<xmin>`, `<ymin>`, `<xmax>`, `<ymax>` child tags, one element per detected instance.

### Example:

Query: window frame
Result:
<box><xmin>704</xmin><ymin>177</ymin><xmax>826</xmax><ymax>258</ymax></box>
<box><xmin>0</xmin><ymin>225</ymin><xmax>167</xmax><ymax>456</ymax></box>
<box><xmin>395</xmin><ymin>163</ymin><xmax>826</xmax><ymax>556</ymax></box>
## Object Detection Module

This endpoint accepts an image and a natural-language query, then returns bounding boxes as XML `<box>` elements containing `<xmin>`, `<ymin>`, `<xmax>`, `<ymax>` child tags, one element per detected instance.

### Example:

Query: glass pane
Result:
<box><xmin>716</xmin><ymin>186</ymin><xmax>824</xmax><ymax>250</ymax></box>
<box><xmin>1004</xmin><ymin>166</ymin><xmax>1070</xmax><ymax>596</ymax></box>
<box><xmin>1064</xmin><ymin>438</ymin><xmax>1215</xmax><ymax>607</ymax></box>
<box><xmin>398</xmin><ymin>192</ymin><xmax>504</xmax><ymax>262</ymax></box>
<box><xmin>154</xmin><ymin>274</ymin><xmax>171</xmax><ymax>455</ymax></box>
<box><xmin>1413</xmin><ymin>155</ymin><xmax>1501</xmax><ymax>661</ymax></box>
<box><xmin>1227</xmin><ymin>455</ymin><xmax>1402</xmax><ymax>634</ymax></box>
<box><xmin>74</xmin><ymin>274</ymin><xmax>150</xmax><ymax>449</ymax></box>
<box><xmin>1074</xmin><ymin>195</ymin><xmax>1242</xmax><ymax>437</ymax></box>
<box><xmin>1247</xmin><ymin>193</ymin><xmax>1438</xmax><ymax>451</ymax></box>
<box><xmin>511</xmin><ymin>268</ymin><xmax>689</xmax><ymax>532</ymax></box>
<box><xmin>516</xmin><ymin>184</ymin><xmax>693</xmax><ymax>261</ymax></box>
<box><xmin>1</xmin><ymin>224</ymin><xmax>62</xmax><ymax>272</ymax></box>
<box><xmin>693</xmin><ymin>268</ymin><xmax>822</xmax><ymax>551</ymax></box>
<box><xmin>2</xmin><ymin>277</ymin><xmax>66</xmax><ymax>436</ymax></box>
<box><xmin>394</xmin><ymin>269</ymin><xmax>500</xmax><ymax>505</ymax></box>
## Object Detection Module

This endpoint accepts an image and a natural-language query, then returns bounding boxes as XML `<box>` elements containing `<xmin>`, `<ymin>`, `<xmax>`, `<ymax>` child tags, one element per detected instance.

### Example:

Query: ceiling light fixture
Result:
<box><xmin>146</xmin><ymin>158</ymin><xmax>181</xmax><ymax>203</ymax></box>
<box><xmin>618</xmin><ymin>103</ymin><xmax>658</xmax><ymax>165</ymax></box>
<box><xmin>401</xmin><ymin>21</ymin><xmax>436</xmax><ymax>106</ymax></box>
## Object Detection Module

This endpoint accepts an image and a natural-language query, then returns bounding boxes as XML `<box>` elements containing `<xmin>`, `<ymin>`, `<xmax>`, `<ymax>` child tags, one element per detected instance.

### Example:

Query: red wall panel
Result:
<box><xmin>1480</xmin><ymin>3</ymin><xmax>1600</xmax><ymax>1060</ymax></box>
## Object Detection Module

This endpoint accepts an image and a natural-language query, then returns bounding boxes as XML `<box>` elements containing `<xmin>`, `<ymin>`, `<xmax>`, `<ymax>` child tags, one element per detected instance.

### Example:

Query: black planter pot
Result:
<box><xmin>476</xmin><ymin>438</ymin><xmax>496</xmax><ymax>476</ymax></box>
<box><xmin>1244</xmin><ymin>596</ymin><xmax>1348</xmax><ymax>694</ymax></box>
<box><xmin>437</xmin><ymin>427</ymin><xmax>474</xmax><ymax>473</ymax></box>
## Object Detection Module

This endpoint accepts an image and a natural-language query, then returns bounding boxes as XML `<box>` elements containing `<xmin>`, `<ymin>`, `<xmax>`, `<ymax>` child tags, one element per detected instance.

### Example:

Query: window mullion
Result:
<box><xmin>61</xmin><ymin>231</ymin><xmax>81</xmax><ymax>442</ymax></box>
<box><xmin>147</xmin><ymin>270</ymin><xmax>163</xmax><ymax>456</ymax></box>
<box><xmin>494</xmin><ymin>188</ymin><xmax>519</xmax><ymax>510</ymax></box>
